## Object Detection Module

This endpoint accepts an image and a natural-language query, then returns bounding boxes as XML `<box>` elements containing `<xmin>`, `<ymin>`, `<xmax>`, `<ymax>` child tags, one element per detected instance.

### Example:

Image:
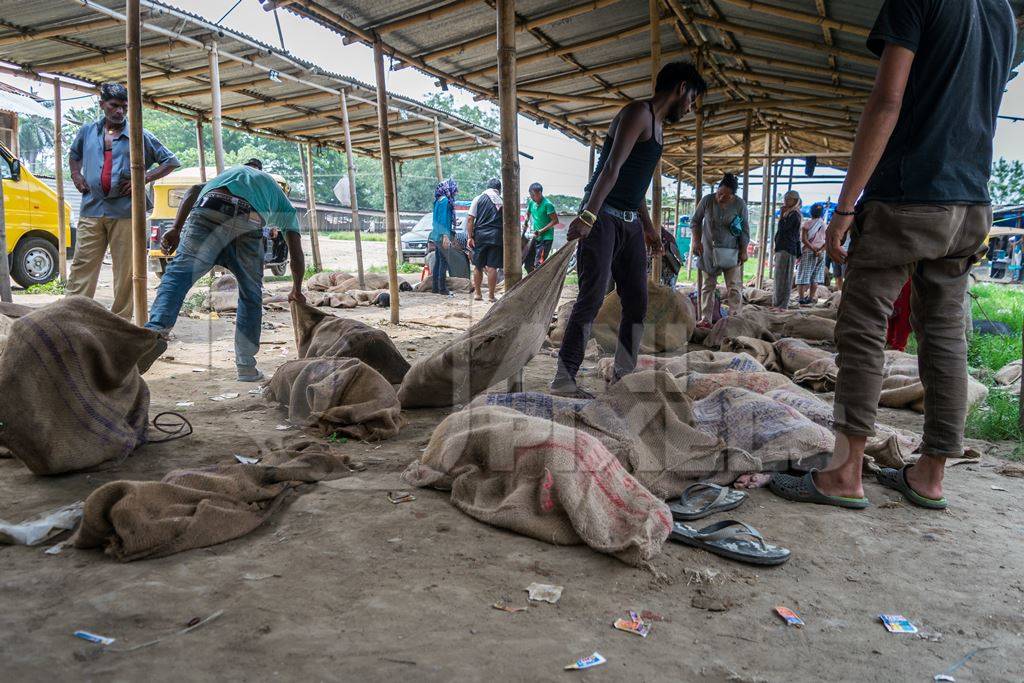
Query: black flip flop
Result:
<box><xmin>876</xmin><ymin>466</ymin><xmax>948</xmax><ymax>510</ymax></box>
<box><xmin>670</xmin><ymin>482</ymin><xmax>748</xmax><ymax>521</ymax></box>
<box><xmin>669</xmin><ymin>519</ymin><xmax>791</xmax><ymax>566</ymax></box>
<box><xmin>769</xmin><ymin>471</ymin><xmax>870</xmax><ymax>509</ymax></box>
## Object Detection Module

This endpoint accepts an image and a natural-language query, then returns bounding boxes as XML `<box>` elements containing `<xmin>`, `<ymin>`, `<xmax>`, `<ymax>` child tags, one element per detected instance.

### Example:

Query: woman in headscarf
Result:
<box><xmin>771</xmin><ymin>190</ymin><xmax>802</xmax><ymax>308</ymax></box>
<box><xmin>795</xmin><ymin>202</ymin><xmax>827</xmax><ymax>304</ymax></box>
<box><xmin>692</xmin><ymin>172</ymin><xmax>749</xmax><ymax>325</ymax></box>
<box><xmin>429</xmin><ymin>178</ymin><xmax>458</xmax><ymax>295</ymax></box>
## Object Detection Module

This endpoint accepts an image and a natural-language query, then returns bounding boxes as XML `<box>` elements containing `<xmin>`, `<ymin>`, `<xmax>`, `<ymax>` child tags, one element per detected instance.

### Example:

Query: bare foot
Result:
<box><xmin>734</xmin><ymin>472</ymin><xmax>772</xmax><ymax>489</ymax></box>
<box><xmin>812</xmin><ymin>468</ymin><xmax>865</xmax><ymax>499</ymax></box>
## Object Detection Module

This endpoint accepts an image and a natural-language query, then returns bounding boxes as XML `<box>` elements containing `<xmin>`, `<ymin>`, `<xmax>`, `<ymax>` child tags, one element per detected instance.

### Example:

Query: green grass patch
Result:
<box><xmin>369</xmin><ymin>262</ymin><xmax>421</xmax><ymax>274</ymax></box>
<box><xmin>968</xmin><ymin>283</ymin><xmax>1023</xmax><ymax>373</ymax></box>
<box><xmin>966</xmin><ymin>386</ymin><xmax>1022</xmax><ymax>446</ymax></box>
<box><xmin>23</xmin><ymin>279</ymin><xmax>66</xmax><ymax>295</ymax></box>
<box><xmin>326</xmin><ymin>231</ymin><xmax>387</xmax><ymax>242</ymax></box>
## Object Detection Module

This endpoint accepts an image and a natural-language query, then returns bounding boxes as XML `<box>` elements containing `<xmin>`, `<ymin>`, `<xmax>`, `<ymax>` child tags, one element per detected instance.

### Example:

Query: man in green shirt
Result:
<box><xmin>142</xmin><ymin>159</ymin><xmax>305</xmax><ymax>381</ymax></box>
<box><xmin>522</xmin><ymin>183</ymin><xmax>559</xmax><ymax>273</ymax></box>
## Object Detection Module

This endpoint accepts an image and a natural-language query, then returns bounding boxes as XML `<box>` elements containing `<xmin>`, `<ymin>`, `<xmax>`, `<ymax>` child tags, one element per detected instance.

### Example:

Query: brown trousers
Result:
<box><xmin>834</xmin><ymin>201</ymin><xmax>990</xmax><ymax>457</ymax></box>
<box><xmin>66</xmin><ymin>216</ymin><xmax>134</xmax><ymax>320</ymax></box>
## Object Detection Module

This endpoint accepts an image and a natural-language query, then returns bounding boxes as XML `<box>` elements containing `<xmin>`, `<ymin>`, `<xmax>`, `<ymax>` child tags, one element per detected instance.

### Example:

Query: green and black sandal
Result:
<box><xmin>876</xmin><ymin>466</ymin><xmax>948</xmax><ymax>510</ymax></box>
<box><xmin>769</xmin><ymin>471</ymin><xmax>870</xmax><ymax>509</ymax></box>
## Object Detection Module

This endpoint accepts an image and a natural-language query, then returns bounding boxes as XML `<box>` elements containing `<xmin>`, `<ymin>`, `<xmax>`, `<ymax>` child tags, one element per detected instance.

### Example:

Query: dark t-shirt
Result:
<box><xmin>773</xmin><ymin>212</ymin><xmax>802</xmax><ymax>257</ymax></box>
<box><xmin>862</xmin><ymin>0</ymin><xmax>1017</xmax><ymax>204</ymax></box>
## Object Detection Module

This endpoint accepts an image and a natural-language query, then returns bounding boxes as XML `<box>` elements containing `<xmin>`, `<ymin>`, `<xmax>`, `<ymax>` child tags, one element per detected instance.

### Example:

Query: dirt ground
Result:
<box><xmin>2</xmin><ymin>243</ymin><xmax>1024</xmax><ymax>682</ymax></box>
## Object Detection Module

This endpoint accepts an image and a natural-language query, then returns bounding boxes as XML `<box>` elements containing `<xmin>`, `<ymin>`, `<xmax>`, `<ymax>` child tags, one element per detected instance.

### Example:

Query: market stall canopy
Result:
<box><xmin>276</xmin><ymin>0</ymin><xmax>893</xmax><ymax>180</ymax></box>
<box><xmin>0</xmin><ymin>0</ymin><xmax>500</xmax><ymax>160</ymax></box>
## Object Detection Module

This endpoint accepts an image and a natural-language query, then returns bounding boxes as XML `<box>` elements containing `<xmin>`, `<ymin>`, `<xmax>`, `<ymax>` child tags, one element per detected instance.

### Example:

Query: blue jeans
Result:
<box><xmin>145</xmin><ymin>207</ymin><xmax>264</xmax><ymax>369</ymax></box>
<box><xmin>431</xmin><ymin>243</ymin><xmax>449</xmax><ymax>293</ymax></box>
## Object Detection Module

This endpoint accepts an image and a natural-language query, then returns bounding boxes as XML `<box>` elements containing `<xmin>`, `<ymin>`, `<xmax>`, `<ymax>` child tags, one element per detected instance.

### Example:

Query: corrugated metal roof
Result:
<box><xmin>280</xmin><ymin>0</ymin><xmax>901</xmax><ymax>180</ymax></box>
<box><xmin>0</xmin><ymin>0</ymin><xmax>500</xmax><ymax>160</ymax></box>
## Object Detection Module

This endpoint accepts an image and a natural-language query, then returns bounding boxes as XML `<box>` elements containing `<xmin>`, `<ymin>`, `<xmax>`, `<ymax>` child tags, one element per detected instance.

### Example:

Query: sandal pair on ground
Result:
<box><xmin>667</xmin><ymin>482</ymin><xmax>791</xmax><ymax>567</ymax></box>
<box><xmin>769</xmin><ymin>465</ymin><xmax>948</xmax><ymax>511</ymax></box>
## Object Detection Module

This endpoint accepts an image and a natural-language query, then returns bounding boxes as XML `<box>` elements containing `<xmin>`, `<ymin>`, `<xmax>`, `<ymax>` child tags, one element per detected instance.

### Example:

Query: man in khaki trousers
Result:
<box><xmin>67</xmin><ymin>83</ymin><xmax>179</xmax><ymax>319</ymax></box>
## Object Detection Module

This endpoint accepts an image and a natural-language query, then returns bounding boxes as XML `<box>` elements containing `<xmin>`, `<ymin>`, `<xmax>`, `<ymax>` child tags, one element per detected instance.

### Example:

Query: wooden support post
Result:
<box><xmin>53</xmin><ymin>77</ymin><xmax>67</xmax><ymax>282</ymax></box>
<box><xmin>686</xmin><ymin>95</ymin><xmax>704</xmax><ymax>281</ymax></box>
<box><xmin>755</xmin><ymin>132</ymin><xmax>773</xmax><ymax>289</ymax></box>
<box><xmin>649</xmin><ymin>0</ymin><xmax>662</xmax><ymax>283</ymax></box>
<box><xmin>373</xmin><ymin>35</ymin><xmax>401</xmax><ymax>324</ymax></box>
<box><xmin>588</xmin><ymin>142</ymin><xmax>596</xmax><ymax>178</ymax></box>
<box><xmin>195</xmin><ymin>117</ymin><xmax>207</xmax><ymax>182</ymax></box>
<box><xmin>741</xmin><ymin>111</ymin><xmax>752</xmax><ymax>204</ymax></box>
<box><xmin>303</xmin><ymin>141</ymin><xmax>323</xmax><ymax>272</ymax></box>
<box><xmin>127</xmin><ymin>0</ymin><xmax>147</xmax><ymax>323</ymax></box>
<box><xmin>208</xmin><ymin>42</ymin><xmax>225</xmax><ymax>174</ymax></box>
<box><xmin>673</xmin><ymin>166</ymin><xmax>682</xmax><ymax>233</ymax></box>
<box><xmin>0</xmin><ymin>179</ymin><xmax>10</xmax><ymax>302</ymax></box>
<box><xmin>497</xmin><ymin>0</ymin><xmax>523</xmax><ymax>393</ymax></box>
<box><xmin>432</xmin><ymin>117</ymin><xmax>443</xmax><ymax>181</ymax></box>
<box><xmin>340</xmin><ymin>90</ymin><xmax>365</xmax><ymax>288</ymax></box>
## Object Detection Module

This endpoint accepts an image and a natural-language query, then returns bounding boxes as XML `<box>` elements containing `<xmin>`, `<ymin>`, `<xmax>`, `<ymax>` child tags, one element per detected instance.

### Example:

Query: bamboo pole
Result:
<box><xmin>127</xmin><ymin>0</ymin><xmax>147</xmax><ymax>323</ymax></box>
<box><xmin>208</xmin><ymin>41</ymin><xmax>225</xmax><ymax>174</ymax></box>
<box><xmin>432</xmin><ymin>117</ymin><xmax>443</xmax><ymax>181</ymax></box>
<box><xmin>0</xmin><ymin>17</ymin><xmax>122</xmax><ymax>47</ymax></box>
<box><xmin>649</xmin><ymin>0</ymin><xmax>662</xmax><ymax>284</ymax></box>
<box><xmin>673</xmin><ymin>166</ymin><xmax>682</xmax><ymax>237</ymax></box>
<box><xmin>588</xmin><ymin>142</ymin><xmax>596</xmax><ymax>178</ymax></box>
<box><xmin>340</xmin><ymin>90</ymin><xmax>365</xmax><ymax>288</ymax></box>
<box><xmin>741</xmin><ymin>112</ymin><xmax>752</xmax><ymax>203</ymax></box>
<box><xmin>717</xmin><ymin>0</ymin><xmax>870</xmax><ymax>36</ymax></box>
<box><xmin>302</xmin><ymin>141</ymin><xmax>323</xmax><ymax>272</ymax></box>
<box><xmin>0</xmin><ymin>179</ymin><xmax>10</xmax><ymax>302</ymax></box>
<box><xmin>755</xmin><ymin>133</ymin><xmax>773</xmax><ymax>288</ymax></box>
<box><xmin>195</xmin><ymin>117</ymin><xmax>207</xmax><ymax>182</ymax></box>
<box><xmin>497</xmin><ymin>0</ymin><xmax>521</xmax><ymax>292</ymax></box>
<box><xmin>686</xmin><ymin>95</ymin><xmax>704</xmax><ymax>281</ymax></box>
<box><xmin>373</xmin><ymin>35</ymin><xmax>400</xmax><ymax>324</ymax></box>
<box><xmin>53</xmin><ymin>77</ymin><xmax>67</xmax><ymax>283</ymax></box>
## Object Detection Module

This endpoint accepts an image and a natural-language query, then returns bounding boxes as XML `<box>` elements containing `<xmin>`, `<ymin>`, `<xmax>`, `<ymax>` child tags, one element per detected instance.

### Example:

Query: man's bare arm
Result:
<box><xmin>285</xmin><ymin>231</ymin><xmax>306</xmax><ymax>303</ymax></box>
<box><xmin>69</xmin><ymin>158</ymin><xmax>87</xmax><ymax>193</ymax></box>
<box><xmin>583</xmin><ymin>102</ymin><xmax>649</xmax><ymax>217</ymax></box>
<box><xmin>827</xmin><ymin>44</ymin><xmax>914</xmax><ymax>263</ymax></box>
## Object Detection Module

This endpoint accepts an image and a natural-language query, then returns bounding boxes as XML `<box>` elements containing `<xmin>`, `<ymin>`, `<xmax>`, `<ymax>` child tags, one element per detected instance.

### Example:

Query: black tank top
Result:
<box><xmin>584</xmin><ymin>101</ymin><xmax>664</xmax><ymax>212</ymax></box>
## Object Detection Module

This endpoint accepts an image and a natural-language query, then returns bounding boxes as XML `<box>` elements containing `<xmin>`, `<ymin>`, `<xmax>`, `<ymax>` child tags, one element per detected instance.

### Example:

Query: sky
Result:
<box><xmin>6</xmin><ymin>0</ymin><xmax>1024</xmax><ymax>205</ymax></box>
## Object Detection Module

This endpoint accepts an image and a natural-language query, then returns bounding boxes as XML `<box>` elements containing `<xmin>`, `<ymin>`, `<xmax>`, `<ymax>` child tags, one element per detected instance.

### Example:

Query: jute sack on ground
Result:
<box><xmin>595</xmin><ymin>350</ymin><xmax>766</xmax><ymax>383</ymax></box>
<box><xmin>704</xmin><ymin>314</ymin><xmax>774</xmax><ymax>349</ymax></box>
<box><xmin>0</xmin><ymin>314</ymin><xmax>14</xmax><ymax>354</ymax></box>
<box><xmin>546</xmin><ymin>300</ymin><xmax>575</xmax><ymax>346</ymax></box>
<box><xmin>307</xmin><ymin>291</ymin><xmax>358</xmax><ymax>309</ymax></box>
<box><xmin>743</xmin><ymin>287</ymin><xmax>774</xmax><ymax>305</ymax></box>
<box><xmin>73</xmin><ymin>444</ymin><xmax>351</xmax><ymax>561</ymax></box>
<box><xmin>779</xmin><ymin>314</ymin><xmax>835</xmax><ymax>343</ymax></box>
<box><xmin>402</xmin><ymin>405</ymin><xmax>672</xmax><ymax>566</ymax></box>
<box><xmin>994</xmin><ymin>359</ymin><xmax>1022</xmax><ymax>393</ymax></box>
<box><xmin>774</xmin><ymin>338</ymin><xmax>838</xmax><ymax>390</ymax></box>
<box><xmin>878</xmin><ymin>351</ymin><xmax>989</xmax><ymax>413</ymax></box>
<box><xmin>0</xmin><ymin>297</ymin><xmax>158</xmax><ymax>475</ymax></box>
<box><xmin>307</xmin><ymin>271</ymin><xmax>354</xmax><ymax>291</ymax></box>
<box><xmin>328</xmin><ymin>273</ymin><xmax>390</xmax><ymax>293</ymax></box>
<box><xmin>720</xmin><ymin>336</ymin><xmax>781</xmax><ymax>371</ymax></box>
<box><xmin>413</xmin><ymin>277</ymin><xmax>473</xmax><ymax>293</ymax></box>
<box><xmin>676</xmin><ymin>370</ymin><xmax>805</xmax><ymax>400</ymax></box>
<box><xmin>592</xmin><ymin>283</ymin><xmax>695</xmax><ymax>353</ymax></box>
<box><xmin>266</xmin><ymin>357</ymin><xmax>402</xmax><ymax>441</ymax></box>
<box><xmin>398</xmin><ymin>240</ymin><xmax>576</xmax><ymax>408</ymax></box>
<box><xmin>293</xmin><ymin>301</ymin><xmax>409</xmax><ymax>383</ymax></box>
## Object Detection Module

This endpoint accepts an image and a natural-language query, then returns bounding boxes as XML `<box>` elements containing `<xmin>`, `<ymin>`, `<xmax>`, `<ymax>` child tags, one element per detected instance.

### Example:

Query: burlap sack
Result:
<box><xmin>774</xmin><ymin>338</ymin><xmax>835</xmax><ymax>375</ymax></box>
<box><xmin>876</xmin><ymin>351</ymin><xmax>989</xmax><ymax>413</ymax></box>
<box><xmin>593</xmin><ymin>283</ymin><xmax>695</xmax><ymax>353</ymax></box>
<box><xmin>692</xmin><ymin>386</ymin><xmax>834</xmax><ymax>473</ymax></box>
<box><xmin>546</xmin><ymin>300</ymin><xmax>575</xmax><ymax>346</ymax></box>
<box><xmin>704</xmin><ymin>313</ymin><xmax>774</xmax><ymax>349</ymax></box>
<box><xmin>402</xmin><ymin>405</ymin><xmax>672</xmax><ymax>566</ymax></box>
<box><xmin>73</xmin><ymin>444</ymin><xmax>351</xmax><ymax>561</ymax></box>
<box><xmin>209</xmin><ymin>274</ymin><xmax>239</xmax><ymax>312</ymax></box>
<box><xmin>720</xmin><ymin>336</ymin><xmax>780</xmax><ymax>371</ymax></box>
<box><xmin>595</xmin><ymin>350</ymin><xmax>766</xmax><ymax>382</ymax></box>
<box><xmin>814</xmin><ymin>285</ymin><xmax>831</xmax><ymax>300</ymax></box>
<box><xmin>398</xmin><ymin>240</ymin><xmax>576</xmax><ymax>408</ymax></box>
<box><xmin>743</xmin><ymin>287</ymin><xmax>774</xmax><ymax>305</ymax></box>
<box><xmin>308</xmin><ymin>291</ymin><xmax>358</xmax><ymax>309</ymax></box>
<box><xmin>0</xmin><ymin>297</ymin><xmax>158</xmax><ymax>475</ymax></box>
<box><xmin>995</xmin><ymin>359</ymin><xmax>1022</xmax><ymax>392</ymax></box>
<box><xmin>266</xmin><ymin>357</ymin><xmax>402</xmax><ymax>441</ymax></box>
<box><xmin>307</xmin><ymin>271</ymin><xmax>354</xmax><ymax>291</ymax></box>
<box><xmin>0</xmin><ymin>314</ymin><xmax>14</xmax><ymax>354</ymax></box>
<box><xmin>293</xmin><ymin>301</ymin><xmax>409</xmax><ymax>383</ymax></box>
<box><xmin>413</xmin><ymin>277</ymin><xmax>473</xmax><ymax>293</ymax></box>
<box><xmin>779</xmin><ymin>314</ymin><xmax>835</xmax><ymax>343</ymax></box>
<box><xmin>676</xmin><ymin>370</ymin><xmax>803</xmax><ymax>400</ymax></box>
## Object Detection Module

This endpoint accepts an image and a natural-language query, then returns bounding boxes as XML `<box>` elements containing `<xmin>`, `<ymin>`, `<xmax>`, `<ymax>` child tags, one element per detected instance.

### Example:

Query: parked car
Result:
<box><xmin>148</xmin><ymin>166</ymin><xmax>290</xmax><ymax>277</ymax></box>
<box><xmin>0</xmin><ymin>141</ymin><xmax>74</xmax><ymax>288</ymax></box>
<box><xmin>400</xmin><ymin>207</ymin><xmax>469</xmax><ymax>263</ymax></box>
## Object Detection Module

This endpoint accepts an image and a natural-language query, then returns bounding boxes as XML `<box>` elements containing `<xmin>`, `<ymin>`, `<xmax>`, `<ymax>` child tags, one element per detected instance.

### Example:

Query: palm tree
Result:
<box><xmin>18</xmin><ymin>114</ymin><xmax>54</xmax><ymax>174</ymax></box>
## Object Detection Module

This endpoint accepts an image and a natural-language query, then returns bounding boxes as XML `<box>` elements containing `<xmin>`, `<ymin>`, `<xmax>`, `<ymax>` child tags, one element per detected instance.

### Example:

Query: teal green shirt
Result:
<box><xmin>527</xmin><ymin>197</ymin><xmax>557</xmax><ymax>242</ymax></box>
<box><xmin>199</xmin><ymin>165</ymin><xmax>300</xmax><ymax>232</ymax></box>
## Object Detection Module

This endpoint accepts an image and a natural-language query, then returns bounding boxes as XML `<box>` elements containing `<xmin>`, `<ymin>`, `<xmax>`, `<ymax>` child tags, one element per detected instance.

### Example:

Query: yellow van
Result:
<box><xmin>0</xmin><ymin>141</ymin><xmax>73</xmax><ymax>288</ymax></box>
<box><xmin>149</xmin><ymin>166</ymin><xmax>291</xmax><ymax>277</ymax></box>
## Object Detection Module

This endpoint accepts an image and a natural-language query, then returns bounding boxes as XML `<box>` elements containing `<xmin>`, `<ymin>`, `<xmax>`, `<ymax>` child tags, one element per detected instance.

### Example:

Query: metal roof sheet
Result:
<box><xmin>279</xmin><ymin>0</ymin><xmax>904</xmax><ymax>180</ymax></box>
<box><xmin>0</xmin><ymin>0</ymin><xmax>500</xmax><ymax>159</ymax></box>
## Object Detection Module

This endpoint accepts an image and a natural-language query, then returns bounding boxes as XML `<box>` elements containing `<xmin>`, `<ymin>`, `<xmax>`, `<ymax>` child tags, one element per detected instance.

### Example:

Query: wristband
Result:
<box><xmin>578</xmin><ymin>210</ymin><xmax>597</xmax><ymax>227</ymax></box>
<box><xmin>834</xmin><ymin>209</ymin><xmax>855</xmax><ymax>216</ymax></box>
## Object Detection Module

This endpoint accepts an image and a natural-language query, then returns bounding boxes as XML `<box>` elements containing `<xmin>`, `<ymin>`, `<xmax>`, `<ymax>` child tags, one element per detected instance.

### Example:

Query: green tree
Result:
<box><xmin>18</xmin><ymin>113</ymin><xmax>54</xmax><ymax>174</ymax></box>
<box><xmin>990</xmin><ymin>157</ymin><xmax>1024</xmax><ymax>205</ymax></box>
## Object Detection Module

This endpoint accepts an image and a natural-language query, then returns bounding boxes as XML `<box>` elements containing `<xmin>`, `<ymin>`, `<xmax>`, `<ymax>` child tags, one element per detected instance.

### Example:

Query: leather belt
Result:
<box><xmin>602</xmin><ymin>205</ymin><xmax>639</xmax><ymax>223</ymax></box>
<box><xmin>197</xmin><ymin>192</ymin><xmax>263</xmax><ymax>226</ymax></box>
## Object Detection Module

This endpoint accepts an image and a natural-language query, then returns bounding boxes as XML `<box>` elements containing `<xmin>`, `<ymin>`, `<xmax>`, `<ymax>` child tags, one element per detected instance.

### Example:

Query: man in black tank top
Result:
<box><xmin>550</xmin><ymin>62</ymin><xmax>708</xmax><ymax>398</ymax></box>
